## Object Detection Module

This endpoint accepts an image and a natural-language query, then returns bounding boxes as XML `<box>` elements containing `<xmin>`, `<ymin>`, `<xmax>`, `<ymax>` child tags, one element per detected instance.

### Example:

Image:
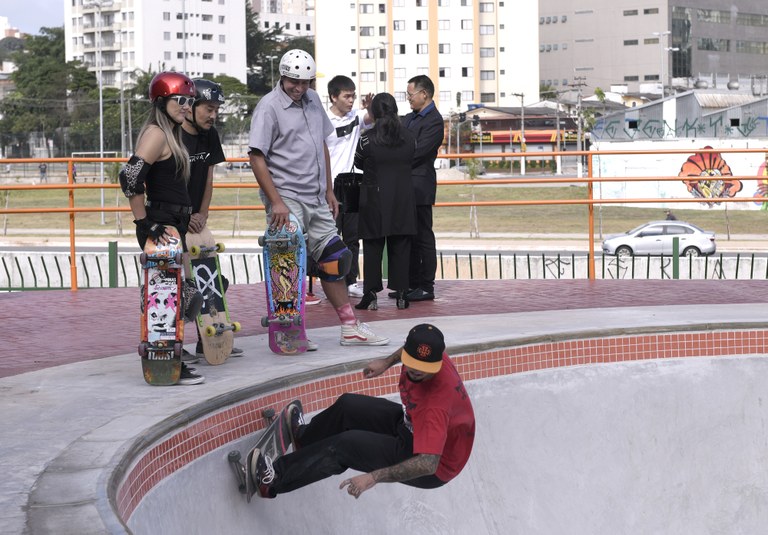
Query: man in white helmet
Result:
<box><xmin>248</xmin><ymin>49</ymin><xmax>389</xmax><ymax>348</ymax></box>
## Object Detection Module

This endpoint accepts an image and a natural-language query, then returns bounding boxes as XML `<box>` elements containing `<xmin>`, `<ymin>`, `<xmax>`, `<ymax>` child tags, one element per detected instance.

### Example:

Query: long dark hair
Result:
<box><xmin>370</xmin><ymin>92</ymin><xmax>405</xmax><ymax>148</ymax></box>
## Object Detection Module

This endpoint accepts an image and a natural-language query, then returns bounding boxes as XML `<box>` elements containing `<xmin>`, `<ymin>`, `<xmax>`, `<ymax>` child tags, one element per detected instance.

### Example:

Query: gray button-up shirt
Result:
<box><xmin>249</xmin><ymin>84</ymin><xmax>334</xmax><ymax>205</ymax></box>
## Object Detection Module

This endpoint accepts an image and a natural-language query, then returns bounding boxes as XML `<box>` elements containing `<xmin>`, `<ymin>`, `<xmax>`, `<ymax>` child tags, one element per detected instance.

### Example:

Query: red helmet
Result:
<box><xmin>149</xmin><ymin>72</ymin><xmax>195</xmax><ymax>102</ymax></box>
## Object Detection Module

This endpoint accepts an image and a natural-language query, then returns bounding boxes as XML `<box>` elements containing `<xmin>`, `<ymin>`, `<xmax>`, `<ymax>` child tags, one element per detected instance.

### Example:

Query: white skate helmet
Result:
<box><xmin>279</xmin><ymin>49</ymin><xmax>316</xmax><ymax>80</ymax></box>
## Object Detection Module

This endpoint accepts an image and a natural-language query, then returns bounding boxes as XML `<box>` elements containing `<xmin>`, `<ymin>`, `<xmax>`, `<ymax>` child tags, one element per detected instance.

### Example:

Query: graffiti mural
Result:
<box><xmin>678</xmin><ymin>147</ymin><xmax>743</xmax><ymax>204</ymax></box>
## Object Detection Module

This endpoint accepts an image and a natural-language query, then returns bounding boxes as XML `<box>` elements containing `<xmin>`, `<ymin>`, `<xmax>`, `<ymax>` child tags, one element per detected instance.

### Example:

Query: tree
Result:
<box><xmin>0</xmin><ymin>27</ymin><xmax>96</xmax><ymax>157</ymax></box>
<box><xmin>245</xmin><ymin>1</ymin><xmax>284</xmax><ymax>94</ymax></box>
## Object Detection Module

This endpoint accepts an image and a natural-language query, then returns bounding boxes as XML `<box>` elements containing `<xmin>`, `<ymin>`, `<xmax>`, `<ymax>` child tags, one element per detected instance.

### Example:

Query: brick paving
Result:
<box><xmin>2</xmin><ymin>279</ymin><xmax>767</xmax><ymax>378</ymax></box>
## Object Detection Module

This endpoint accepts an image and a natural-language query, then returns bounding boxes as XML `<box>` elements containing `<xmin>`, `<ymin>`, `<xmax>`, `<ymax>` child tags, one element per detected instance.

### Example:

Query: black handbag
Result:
<box><xmin>333</xmin><ymin>170</ymin><xmax>363</xmax><ymax>213</ymax></box>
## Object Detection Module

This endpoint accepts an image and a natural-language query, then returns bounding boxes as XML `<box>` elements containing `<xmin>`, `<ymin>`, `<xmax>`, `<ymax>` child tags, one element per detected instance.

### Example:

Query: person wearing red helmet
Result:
<box><xmin>119</xmin><ymin>71</ymin><xmax>205</xmax><ymax>385</ymax></box>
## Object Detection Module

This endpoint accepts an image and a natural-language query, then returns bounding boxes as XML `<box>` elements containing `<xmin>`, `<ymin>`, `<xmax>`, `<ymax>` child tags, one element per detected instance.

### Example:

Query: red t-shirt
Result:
<box><xmin>399</xmin><ymin>354</ymin><xmax>475</xmax><ymax>482</ymax></box>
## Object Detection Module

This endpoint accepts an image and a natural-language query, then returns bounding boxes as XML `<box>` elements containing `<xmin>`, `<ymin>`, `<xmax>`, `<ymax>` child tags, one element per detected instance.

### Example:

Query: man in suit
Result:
<box><xmin>400</xmin><ymin>75</ymin><xmax>444</xmax><ymax>301</ymax></box>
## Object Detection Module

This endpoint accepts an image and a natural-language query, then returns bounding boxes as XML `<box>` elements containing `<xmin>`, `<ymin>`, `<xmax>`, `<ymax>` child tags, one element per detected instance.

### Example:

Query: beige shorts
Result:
<box><xmin>264</xmin><ymin>197</ymin><xmax>339</xmax><ymax>261</ymax></box>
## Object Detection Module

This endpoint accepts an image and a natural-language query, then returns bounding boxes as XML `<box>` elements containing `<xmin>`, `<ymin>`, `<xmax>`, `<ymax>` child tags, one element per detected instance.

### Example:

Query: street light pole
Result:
<box><xmin>652</xmin><ymin>31</ymin><xmax>671</xmax><ymax>97</ymax></box>
<box><xmin>266</xmin><ymin>55</ymin><xmax>276</xmax><ymax>87</ymax></box>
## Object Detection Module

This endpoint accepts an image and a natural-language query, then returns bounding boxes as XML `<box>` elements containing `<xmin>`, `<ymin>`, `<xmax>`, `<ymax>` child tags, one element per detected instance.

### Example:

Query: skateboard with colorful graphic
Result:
<box><xmin>227</xmin><ymin>400</ymin><xmax>304</xmax><ymax>502</ymax></box>
<box><xmin>138</xmin><ymin>226</ymin><xmax>184</xmax><ymax>385</ymax></box>
<box><xmin>187</xmin><ymin>226</ymin><xmax>241</xmax><ymax>365</ymax></box>
<box><xmin>258</xmin><ymin>214</ymin><xmax>308</xmax><ymax>354</ymax></box>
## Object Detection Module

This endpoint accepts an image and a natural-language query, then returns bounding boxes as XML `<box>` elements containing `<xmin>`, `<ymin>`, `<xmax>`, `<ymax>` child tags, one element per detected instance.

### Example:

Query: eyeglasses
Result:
<box><xmin>406</xmin><ymin>88</ymin><xmax>425</xmax><ymax>100</ymax></box>
<box><xmin>168</xmin><ymin>95</ymin><xmax>196</xmax><ymax>107</ymax></box>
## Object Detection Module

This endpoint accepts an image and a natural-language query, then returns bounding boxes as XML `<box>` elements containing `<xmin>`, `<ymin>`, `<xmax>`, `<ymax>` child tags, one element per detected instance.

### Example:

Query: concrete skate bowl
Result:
<box><xmin>110</xmin><ymin>326</ymin><xmax>768</xmax><ymax>535</ymax></box>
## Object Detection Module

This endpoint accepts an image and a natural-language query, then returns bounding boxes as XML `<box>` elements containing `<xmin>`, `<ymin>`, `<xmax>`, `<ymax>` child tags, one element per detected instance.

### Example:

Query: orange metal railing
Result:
<box><xmin>1</xmin><ymin>149</ymin><xmax>766</xmax><ymax>290</ymax></box>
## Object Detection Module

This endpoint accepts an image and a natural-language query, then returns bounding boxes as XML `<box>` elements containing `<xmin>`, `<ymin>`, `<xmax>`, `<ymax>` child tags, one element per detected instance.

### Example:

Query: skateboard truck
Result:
<box><xmin>227</xmin><ymin>408</ymin><xmax>277</xmax><ymax>496</ymax></box>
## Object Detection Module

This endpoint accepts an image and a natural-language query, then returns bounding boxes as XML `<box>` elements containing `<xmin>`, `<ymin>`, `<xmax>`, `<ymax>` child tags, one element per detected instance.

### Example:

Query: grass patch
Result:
<box><xmin>1</xmin><ymin>181</ymin><xmax>765</xmax><ymax>239</ymax></box>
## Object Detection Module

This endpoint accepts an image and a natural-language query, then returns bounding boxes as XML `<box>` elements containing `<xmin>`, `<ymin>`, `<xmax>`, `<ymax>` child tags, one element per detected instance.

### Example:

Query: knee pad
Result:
<box><xmin>313</xmin><ymin>236</ymin><xmax>352</xmax><ymax>282</ymax></box>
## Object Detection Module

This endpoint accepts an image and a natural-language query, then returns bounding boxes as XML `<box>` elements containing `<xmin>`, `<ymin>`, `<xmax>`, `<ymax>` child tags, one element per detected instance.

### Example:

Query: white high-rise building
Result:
<box><xmin>64</xmin><ymin>0</ymin><xmax>247</xmax><ymax>90</ymax></box>
<box><xmin>314</xmin><ymin>1</ymin><xmax>539</xmax><ymax>115</ymax></box>
<box><xmin>252</xmin><ymin>0</ymin><xmax>314</xmax><ymax>39</ymax></box>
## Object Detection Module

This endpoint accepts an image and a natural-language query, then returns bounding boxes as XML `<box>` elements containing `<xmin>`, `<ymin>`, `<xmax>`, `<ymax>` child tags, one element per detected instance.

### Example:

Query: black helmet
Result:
<box><xmin>192</xmin><ymin>79</ymin><xmax>225</xmax><ymax>106</ymax></box>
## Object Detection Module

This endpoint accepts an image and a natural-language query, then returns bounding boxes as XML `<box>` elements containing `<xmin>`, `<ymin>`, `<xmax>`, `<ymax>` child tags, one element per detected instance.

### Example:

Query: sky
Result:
<box><xmin>1</xmin><ymin>0</ymin><xmax>64</xmax><ymax>36</ymax></box>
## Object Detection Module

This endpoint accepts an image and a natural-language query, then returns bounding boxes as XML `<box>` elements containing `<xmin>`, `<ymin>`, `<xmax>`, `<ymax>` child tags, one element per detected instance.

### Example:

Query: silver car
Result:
<box><xmin>602</xmin><ymin>221</ymin><xmax>716</xmax><ymax>257</ymax></box>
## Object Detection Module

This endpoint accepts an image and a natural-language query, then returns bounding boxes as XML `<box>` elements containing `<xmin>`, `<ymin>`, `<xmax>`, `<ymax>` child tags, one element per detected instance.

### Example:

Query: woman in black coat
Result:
<box><xmin>353</xmin><ymin>92</ymin><xmax>417</xmax><ymax>310</ymax></box>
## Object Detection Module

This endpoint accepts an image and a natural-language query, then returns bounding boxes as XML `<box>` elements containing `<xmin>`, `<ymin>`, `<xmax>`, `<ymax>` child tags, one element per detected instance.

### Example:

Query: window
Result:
<box><xmin>379</xmin><ymin>4</ymin><xmax>386</xmax><ymax>13</ymax></box>
<box><xmin>360</xmin><ymin>72</ymin><xmax>374</xmax><ymax>82</ymax></box>
<box><xmin>644</xmin><ymin>8</ymin><xmax>659</xmax><ymax>15</ymax></box>
<box><xmin>644</xmin><ymin>74</ymin><xmax>660</xmax><ymax>81</ymax></box>
<box><xmin>480</xmin><ymin>93</ymin><xmax>495</xmax><ymax>103</ymax></box>
<box><xmin>440</xmin><ymin>91</ymin><xmax>451</xmax><ymax>101</ymax></box>
<box><xmin>439</xmin><ymin>67</ymin><xmax>450</xmax><ymax>77</ymax></box>
<box><xmin>360</xmin><ymin>49</ymin><xmax>375</xmax><ymax>59</ymax></box>
<box><xmin>219</xmin><ymin>16</ymin><xmax>225</xmax><ymax>23</ymax></box>
<box><xmin>479</xmin><ymin>25</ymin><xmax>494</xmax><ymax>35</ymax></box>
<box><xmin>438</xmin><ymin>0</ymin><xmax>449</xmax><ymax>5</ymax></box>
<box><xmin>219</xmin><ymin>35</ymin><xmax>225</xmax><ymax>43</ymax></box>
<box><xmin>164</xmin><ymin>51</ymin><xmax>171</xmax><ymax>60</ymax></box>
<box><xmin>438</xmin><ymin>20</ymin><xmax>450</xmax><ymax>30</ymax></box>
<box><xmin>479</xmin><ymin>2</ymin><xmax>493</xmax><ymax>12</ymax></box>
<box><xmin>461</xmin><ymin>0</ymin><xmax>472</xmax><ymax>5</ymax></box>
<box><xmin>480</xmin><ymin>70</ymin><xmax>495</xmax><ymax>80</ymax></box>
<box><xmin>645</xmin><ymin>38</ymin><xmax>660</xmax><ymax>45</ymax></box>
<box><xmin>623</xmin><ymin>39</ymin><xmax>638</xmax><ymax>46</ymax></box>
<box><xmin>306</xmin><ymin>24</ymin><xmax>311</xmax><ymax>30</ymax></box>
<box><xmin>562</xmin><ymin>15</ymin><xmax>567</xmax><ymax>22</ymax></box>
<box><xmin>395</xmin><ymin>91</ymin><xmax>406</xmax><ymax>101</ymax></box>
<box><xmin>553</xmin><ymin>44</ymin><xmax>558</xmax><ymax>51</ymax></box>
<box><xmin>623</xmin><ymin>10</ymin><xmax>638</xmax><ymax>16</ymax></box>
<box><xmin>394</xmin><ymin>44</ymin><xmax>406</xmax><ymax>54</ymax></box>
<box><xmin>393</xmin><ymin>0</ymin><xmax>404</xmax><ymax>6</ymax></box>
<box><xmin>359</xmin><ymin>3</ymin><xmax>373</xmax><ymax>13</ymax></box>
<box><xmin>439</xmin><ymin>43</ymin><xmax>450</xmax><ymax>54</ymax></box>
<box><xmin>163</xmin><ymin>12</ymin><xmax>170</xmax><ymax>20</ymax></box>
<box><xmin>624</xmin><ymin>75</ymin><xmax>639</xmax><ymax>81</ymax></box>
<box><xmin>480</xmin><ymin>47</ymin><xmax>494</xmax><ymax>57</ymax></box>
<box><xmin>202</xmin><ymin>14</ymin><xmax>212</xmax><ymax>21</ymax></box>
<box><xmin>163</xmin><ymin>31</ymin><xmax>171</xmax><ymax>40</ymax></box>
<box><xmin>219</xmin><ymin>54</ymin><xmax>226</xmax><ymax>62</ymax></box>
<box><xmin>360</xmin><ymin>26</ymin><xmax>374</xmax><ymax>36</ymax></box>
<box><xmin>417</xmin><ymin>44</ymin><xmax>428</xmax><ymax>54</ymax></box>
<box><xmin>394</xmin><ymin>68</ymin><xmax>406</xmax><ymax>78</ymax></box>
<box><xmin>461</xmin><ymin>43</ymin><xmax>473</xmax><ymax>54</ymax></box>
<box><xmin>380</xmin><ymin>26</ymin><xmax>386</xmax><ymax>36</ymax></box>
<box><xmin>462</xmin><ymin>67</ymin><xmax>473</xmax><ymax>77</ymax></box>
<box><xmin>202</xmin><ymin>34</ymin><xmax>213</xmax><ymax>40</ymax></box>
<box><xmin>461</xmin><ymin>90</ymin><xmax>474</xmax><ymax>101</ymax></box>
<box><xmin>394</xmin><ymin>20</ymin><xmax>405</xmax><ymax>30</ymax></box>
<box><xmin>203</xmin><ymin>53</ymin><xmax>213</xmax><ymax>60</ymax></box>
<box><xmin>416</xmin><ymin>20</ymin><xmax>428</xmax><ymax>30</ymax></box>
<box><xmin>461</xmin><ymin>19</ymin><xmax>472</xmax><ymax>30</ymax></box>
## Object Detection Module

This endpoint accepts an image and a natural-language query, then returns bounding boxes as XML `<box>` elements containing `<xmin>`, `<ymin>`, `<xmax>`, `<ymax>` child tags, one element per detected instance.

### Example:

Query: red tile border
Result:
<box><xmin>115</xmin><ymin>328</ymin><xmax>768</xmax><ymax>521</ymax></box>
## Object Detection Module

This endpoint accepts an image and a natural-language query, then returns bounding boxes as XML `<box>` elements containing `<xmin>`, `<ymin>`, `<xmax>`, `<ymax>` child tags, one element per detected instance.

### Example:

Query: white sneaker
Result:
<box><xmin>306</xmin><ymin>339</ymin><xmax>319</xmax><ymax>351</ymax></box>
<box><xmin>347</xmin><ymin>284</ymin><xmax>364</xmax><ymax>298</ymax></box>
<box><xmin>340</xmin><ymin>321</ymin><xmax>390</xmax><ymax>346</ymax></box>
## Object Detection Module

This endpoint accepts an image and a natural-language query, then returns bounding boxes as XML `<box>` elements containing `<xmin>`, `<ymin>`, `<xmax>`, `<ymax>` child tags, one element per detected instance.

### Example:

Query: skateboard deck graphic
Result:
<box><xmin>187</xmin><ymin>227</ymin><xmax>240</xmax><ymax>365</ymax></box>
<box><xmin>227</xmin><ymin>400</ymin><xmax>304</xmax><ymax>502</ymax></box>
<box><xmin>259</xmin><ymin>214</ymin><xmax>307</xmax><ymax>354</ymax></box>
<box><xmin>139</xmin><ymin>226</ymin><xmax>184</xmax><ymax>385</ymax></box>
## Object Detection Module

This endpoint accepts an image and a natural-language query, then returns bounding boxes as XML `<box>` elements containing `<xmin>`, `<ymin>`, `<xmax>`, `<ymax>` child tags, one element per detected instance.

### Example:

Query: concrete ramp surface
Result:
<box><xmin>129</xmin><ymin>356</ymin><xmax>768</xmax><ymax>534</ymax></box>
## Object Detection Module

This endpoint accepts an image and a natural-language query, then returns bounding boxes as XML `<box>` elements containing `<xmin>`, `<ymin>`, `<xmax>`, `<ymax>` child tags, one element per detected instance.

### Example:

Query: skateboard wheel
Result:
<box><xmin>190</xmin><ymin>245</ymin><xmax>200</xmax><ymax>256</ymax></box>
<box><xmin>174</xmin><ymin>252</ymin><xmax>183</xmax><ymax>266</ymax></box>
<box><xmin>173</xmin><ymin>342</ymin><xmax>183</xmax><ymax>358</ymax></box>
<box><xmin>232</xmin><ymin>321</ymin><xmax>241</xmax><ymax>332</ymax></box>
<box><xmin>138</xmin><ymin>341</ymin><xmax>149</xmax><ymax>357</ymax></box>
<box><xmin>140</xmin><ymin>252</ymin><xmax>148</xmax><ymax>267</ymax></box>
<box><xmin>216</xmin><ymin>242</ymin><xmax>225</xmax><ymax>253</ymax></box>
<box><xmin>258</xmin><ymin>236</ymin><xmax>265</xmax><ymax>247</ymax></box>
<box><xmin>293</xmin><ymin>315</ymin><xmax>303</xmax><ymax>327</ymax></box>
<box><xmin>205</xmin><ymin>325</ymin><xmax>216</xmax><ymax>337</ymax></box>
<box><xmin>228</xmin><ymin>450</ymin><xmax>241</xmax><ymax>462</ymax></box>
<box><xmin>262</xmin><ymin>408</ymin><xmax>276</xmax><ymax>419</ymax></box>
<box><xmin>261</xmin><ymin>316</ymin><xmax>269</xmax><ymax>328</ymax></box>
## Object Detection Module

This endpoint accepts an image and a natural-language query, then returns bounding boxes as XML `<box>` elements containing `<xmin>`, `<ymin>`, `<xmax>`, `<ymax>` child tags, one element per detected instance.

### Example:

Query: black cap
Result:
<box><xmin>401</xmin><ymin>324</ymin><xmax>445</xmax><ymax>374</ymax></box>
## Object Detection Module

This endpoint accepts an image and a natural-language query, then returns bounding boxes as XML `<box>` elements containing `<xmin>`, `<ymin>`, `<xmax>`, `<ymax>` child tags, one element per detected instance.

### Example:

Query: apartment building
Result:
<box><xmin>314</xmin><ymin>1</ymin><xmax>539</xmax><ymax>115</ymax></box>
<box><xmin>64</xmin><ymin>0</ymin><xmax>247</xmax><ymax>90</ymax></box>
<box><xmin>252</xmin><ymin>0</ymin><xmax>314</xmax><ymax>38</ymax></box>
<box><xmin>539</xmin><ymin>0</ymin><xmax>768</xmax><ymax>97</ymax></box>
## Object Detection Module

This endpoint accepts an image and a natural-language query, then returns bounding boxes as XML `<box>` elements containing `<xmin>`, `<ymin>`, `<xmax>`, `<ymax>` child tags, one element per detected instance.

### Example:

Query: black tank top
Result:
<box><xmin>145</xmin><ymin>156</ymin><xmax>192</xmax><ymax>206</ymax></box>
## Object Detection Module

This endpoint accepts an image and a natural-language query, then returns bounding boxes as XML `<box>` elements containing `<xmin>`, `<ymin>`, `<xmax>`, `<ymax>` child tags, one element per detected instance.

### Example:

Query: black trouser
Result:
<box><xmin>408</xmin><ymin>205</ymin><xmax>437</xmax><ymax>293</ymax></box>
<box><xmin>272</xmin><ymin>393</ymin><xmax>444</xmax><ymax>494</ymax></box>
<box><xmin>334</xmin><ymin>211</ymin><xmax>360</xmax><ymax>287</ymax></box>
<box><xmin>361</xmin><ymin>235</ymin><xmax>411</xmax><ymax>294</ymax></box>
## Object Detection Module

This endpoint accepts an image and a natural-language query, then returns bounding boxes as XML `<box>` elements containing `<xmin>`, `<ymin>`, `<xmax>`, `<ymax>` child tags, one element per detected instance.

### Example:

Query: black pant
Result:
<box><xmin>272</xmin><ymin>393</ymin><xmax>444</xmax><ymax>494</ymax></box>
<box><xmin>361</xmin><ymin>235</ymin><xmax>410</xmax><ymax>294</ymax></box>
<box><xmin>335</xmin><ymin>211</ymin><xmax>360</xmax><ymax>287</ymax></box>
<box><xmin>408</xmin><ymin>205</ymin><xmax>437</xmax><ymax>293</ymax></box>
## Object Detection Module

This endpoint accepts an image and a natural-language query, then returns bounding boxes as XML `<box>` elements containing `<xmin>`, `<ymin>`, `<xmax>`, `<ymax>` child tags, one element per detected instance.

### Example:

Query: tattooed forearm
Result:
<box><xmin>371</xmin><ymin>454</ymin><xmax>440</xmax><ymax>483</ymax></box>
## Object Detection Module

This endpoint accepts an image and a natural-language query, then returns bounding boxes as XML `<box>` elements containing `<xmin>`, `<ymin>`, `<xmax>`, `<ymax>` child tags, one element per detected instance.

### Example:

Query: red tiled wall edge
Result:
<box><xmin>115</xmin><ymin>329</ymin><xmax>768</xmax><ymax>521</ymax></box>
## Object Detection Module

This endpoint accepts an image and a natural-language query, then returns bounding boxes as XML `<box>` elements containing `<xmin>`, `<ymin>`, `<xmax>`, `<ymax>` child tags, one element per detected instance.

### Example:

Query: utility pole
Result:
<box><xmin>512</xmin><ymin>92</ymin><xmax>525</xmax><ymax>175</ymax></box>
<box><xmin>571</xmin><ymin>77</ymin><xmax>587</xmax><ymax>178</ymax></box>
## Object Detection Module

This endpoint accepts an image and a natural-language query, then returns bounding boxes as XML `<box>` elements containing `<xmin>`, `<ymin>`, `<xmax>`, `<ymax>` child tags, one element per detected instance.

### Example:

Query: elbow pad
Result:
<box><xmin>119</xmin><ymin>155</ymin><xmax>151</xmax><ymax>197</ymax></box>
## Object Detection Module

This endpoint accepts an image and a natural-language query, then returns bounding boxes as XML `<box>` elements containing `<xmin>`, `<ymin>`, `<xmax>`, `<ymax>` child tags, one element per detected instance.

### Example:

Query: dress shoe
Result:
<box><xmin>354</xmin><ymin>290</ymin><xmax>378</xmax><ymax>310</ymax></box>
<box><xmin>406</xmin><ymin>288</ymin><xmax>434</xmax><ymax>302</ymax></box>
<box><xmin>395</xmin><ymin>291</ymin><xmax>409</xmax><ymax>310</ymax></box>
<box><xmin>389</xmin><ymin>288</ymin><xmax>413</xmax><ymax>299</ymax></box>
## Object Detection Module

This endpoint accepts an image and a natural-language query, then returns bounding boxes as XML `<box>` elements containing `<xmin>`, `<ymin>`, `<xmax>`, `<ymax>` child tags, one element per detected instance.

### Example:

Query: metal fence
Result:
<box><xmin>2</xmin><ymin>250</ymin><xmax>766</xmax><ymax>291</ymax></box>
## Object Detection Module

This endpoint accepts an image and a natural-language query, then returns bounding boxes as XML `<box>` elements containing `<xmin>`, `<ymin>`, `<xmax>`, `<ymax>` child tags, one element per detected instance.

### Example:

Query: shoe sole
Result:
<box><xmin>177</xmin><ymin>377</ymin><xmax>205</xmax><ymax>385</ymax></box>
<box><xmin>340</xmin><ymin>338</ymin><xmax>390</xmax><ymax>346</ymax></box>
